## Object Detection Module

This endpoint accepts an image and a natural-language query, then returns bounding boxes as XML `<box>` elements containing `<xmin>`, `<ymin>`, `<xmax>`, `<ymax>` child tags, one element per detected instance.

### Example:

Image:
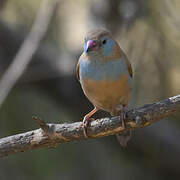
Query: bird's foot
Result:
<box><xmin>79</xmin><ymin>107</ymin><xmax>98</xmax><ymax>138</ymax></box>
<box><xmin>117</xmin><ymin>106</ymin><xmax>131</xmax><ymax>146</ymax></box>
<box><xmin>117</xmin><ymin>106</ymin><xmax>129</xmax><ymax>129</ymax></box>
<box><xmin>120</xmin><ymin>110</ymin><xmax>126</xmax><ymax>129</ymax></box>
<box><xmin>79</xmin><ymin>117</ymin><xmax>95</xmax><ymax>138</ymax></box>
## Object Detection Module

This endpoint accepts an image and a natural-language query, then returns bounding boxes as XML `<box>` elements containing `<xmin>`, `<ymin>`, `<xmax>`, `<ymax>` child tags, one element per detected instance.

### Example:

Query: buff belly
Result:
<box><xmin>81</xmin><ymin>74</ymin><xmax>131</xmax><ymax>113</ymax></box>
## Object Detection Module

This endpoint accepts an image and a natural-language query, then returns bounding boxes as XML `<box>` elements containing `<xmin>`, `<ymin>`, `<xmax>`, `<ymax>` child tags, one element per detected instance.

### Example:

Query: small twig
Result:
<box><xmin>0</xmin><ymin>95</ymin><xmax>179</xmax><ymax>158</ymax></box>
<box><xmin>32</xmin><ymin>116</ymin><xmax>50</xmax><ymax>133</ymax></box>
<box><xmin>0</xmin><ymin>0</ymin><xmax>59</xmax><ymax>108</ymax></box>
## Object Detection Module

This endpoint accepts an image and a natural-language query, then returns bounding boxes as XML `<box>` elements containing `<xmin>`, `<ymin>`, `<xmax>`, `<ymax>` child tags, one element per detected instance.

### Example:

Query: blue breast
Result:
<box><xmin>79</xmin><ymin>58</ymin><xmax>129</xmax><ymax>81</ymax></box>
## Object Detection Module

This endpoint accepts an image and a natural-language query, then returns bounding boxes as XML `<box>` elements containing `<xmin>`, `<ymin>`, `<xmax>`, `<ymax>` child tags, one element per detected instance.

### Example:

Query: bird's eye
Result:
<box><xmin>102</xmin><ymin>39</ymin><xmax>107</xmax><ymax>44</ymax></box>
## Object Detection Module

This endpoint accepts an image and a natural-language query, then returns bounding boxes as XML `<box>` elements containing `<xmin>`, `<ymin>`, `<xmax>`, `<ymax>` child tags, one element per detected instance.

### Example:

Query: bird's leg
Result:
<box><xmin>118</xmin><ymin>105</ymin><xmax>129</xmax><ymax>129</ymax></box>
<box><xmin>116</xmin><ymin>105</ymin><xmax>131</xmax><ymax>147</ymax></box>
<box><xmin>79</xmin><ymin>107</ymin><xmax>98</xmax><ymax>138</ymax></box>
<box><xmin>120</xmin><ymin>110</ymin><xmax>126</xmax><ymax>129</ymax></box>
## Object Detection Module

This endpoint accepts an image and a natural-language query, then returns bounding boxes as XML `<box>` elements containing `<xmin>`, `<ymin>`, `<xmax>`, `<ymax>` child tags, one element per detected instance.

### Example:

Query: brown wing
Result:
<box><xmin>76</xmin><ymin>60</ymin><xmax>80</xmax><ymax>81</ymax></box>
<box><xmin>127</xmin><ymin>62</ymin><xmax>133</xmax><ymax>78</ymax></box>
<box><xmin>120</xmin><ymin>49</ymin><xmax>133</xmax><ymax>78</ymax></box>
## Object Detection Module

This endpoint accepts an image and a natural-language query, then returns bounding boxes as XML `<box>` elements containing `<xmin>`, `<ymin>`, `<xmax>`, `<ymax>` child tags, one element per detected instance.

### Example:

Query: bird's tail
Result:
<box><xmin>116</xmin><ymin>130</ymin><xmax>132</xmax><ymax>147</ymax></box>
<box><xmin>111</xmin><ymin>109</ymin><xmax>132</xmax><ymax>147</ymax></box>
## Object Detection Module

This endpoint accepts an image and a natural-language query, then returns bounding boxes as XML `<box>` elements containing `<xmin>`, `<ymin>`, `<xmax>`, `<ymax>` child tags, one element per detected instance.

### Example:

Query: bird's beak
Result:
<box><xmin>85</xmin><ymin>40</ymin><xmax>97</xmax><ymax>53</ymax></box>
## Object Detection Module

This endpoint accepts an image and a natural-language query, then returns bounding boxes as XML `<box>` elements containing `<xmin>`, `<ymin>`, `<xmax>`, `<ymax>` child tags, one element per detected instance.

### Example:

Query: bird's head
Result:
<box><xmin>83</xmin><ymin>29</ymin><xmax>119</xmax><ymax>59</ymax></box>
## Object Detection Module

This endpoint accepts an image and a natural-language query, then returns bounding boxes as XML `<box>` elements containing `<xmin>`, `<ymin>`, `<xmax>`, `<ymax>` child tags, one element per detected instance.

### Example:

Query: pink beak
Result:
<box><xmin>86</xmin><ymin>40</ymin><xmax>97</xmax><ymax>52</ymax></box>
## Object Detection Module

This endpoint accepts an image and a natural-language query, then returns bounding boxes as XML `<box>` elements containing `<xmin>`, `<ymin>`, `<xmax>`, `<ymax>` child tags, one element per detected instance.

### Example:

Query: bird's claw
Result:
<box><xmin>120</xmin><ymin>111</ymin><xmax>126</xmax><ymax>129</ymax></box>
<box><xmin>116</xmin><ymin>107</ymin><xmax>131</xmax><ymax>146</ymax></box>
<box><xmin>79</xmin><ymin>117</ymin><xmax>94</xmax><ymax>138</ymax></box>
<box><xmin>119</xmin><ymin>107</ymin><xmax>129</xmax><ymax>129</ymax></box>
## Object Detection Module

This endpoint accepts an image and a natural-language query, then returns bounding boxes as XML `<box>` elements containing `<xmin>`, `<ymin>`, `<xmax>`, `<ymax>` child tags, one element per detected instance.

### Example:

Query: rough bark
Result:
<box><xmin>0</xmin><ymin>95</ymin><xmax>179</xmax><ymax>158</ymax></box>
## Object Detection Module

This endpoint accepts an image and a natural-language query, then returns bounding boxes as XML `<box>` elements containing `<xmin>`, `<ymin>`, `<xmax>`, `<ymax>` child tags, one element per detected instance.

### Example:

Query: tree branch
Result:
<box><xmin>0</xmin><ymin>0</ymin><xmax>58</xmax><ymax>108</ymax></box>
<box><xmin>0</xmin><ymin>95</ymin><xmax>179</xmax><ymax>158</ymax></box>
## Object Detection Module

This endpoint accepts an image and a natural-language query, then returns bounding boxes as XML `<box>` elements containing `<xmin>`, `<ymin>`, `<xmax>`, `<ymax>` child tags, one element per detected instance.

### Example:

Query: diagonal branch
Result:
<box><xmin>0</xmin><ymin>0</ymin><xmax>59</xmax><ymax>108</ymax></box>
<box><xmin>0</xmin><ymin>95</ymin><xmax>179</xmax><ymax>158</ymax></box>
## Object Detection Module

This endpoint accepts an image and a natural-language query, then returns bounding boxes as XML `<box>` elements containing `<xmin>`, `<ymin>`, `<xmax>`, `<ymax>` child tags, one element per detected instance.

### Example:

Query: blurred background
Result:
<box><xmin>0</xmin><ymin>0</ymin><xmax>180</xmax><ymax>179</ymax></box>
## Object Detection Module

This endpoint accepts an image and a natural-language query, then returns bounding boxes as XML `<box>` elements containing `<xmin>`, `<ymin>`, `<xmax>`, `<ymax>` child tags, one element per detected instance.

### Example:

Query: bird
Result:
<box><xmin>76</xmin><ymin>29</ymin><xmax>133</xmax><ymax>146</ymax></box>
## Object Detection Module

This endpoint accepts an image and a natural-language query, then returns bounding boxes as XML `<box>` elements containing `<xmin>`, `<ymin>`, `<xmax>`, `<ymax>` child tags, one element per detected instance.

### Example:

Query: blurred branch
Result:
<box><xmin>0</xmin><ymin>95</ymin><xmax>179</xmax><ymax>158</ymax></box>
<box><xmin>0</xmin><ymin>0</ymin><xmax>7</xmax><ymax>11</ymax></box>
<box><xmin>0</xmin><ymin>0</ymin><xmax>59</xmax><ymax>108</ymax></box>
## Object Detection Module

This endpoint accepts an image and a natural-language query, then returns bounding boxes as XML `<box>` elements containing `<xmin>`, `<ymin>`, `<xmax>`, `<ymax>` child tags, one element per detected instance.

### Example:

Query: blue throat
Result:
<box><xmin>79</xmin><ymin>58</ymin><xmax>128</xmax><ymax>81</ymax></box>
